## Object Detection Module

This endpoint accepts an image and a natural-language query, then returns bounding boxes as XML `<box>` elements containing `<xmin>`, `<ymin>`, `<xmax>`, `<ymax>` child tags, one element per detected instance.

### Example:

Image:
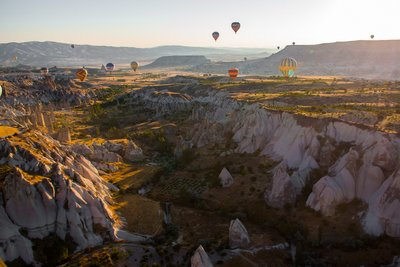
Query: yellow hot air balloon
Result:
<box><xmin>279</xmin><ymin>58</ymin><xmax>297</xmax><ymax>78</ymax></box>
<box><xmin>76</xmin><ymin>68</ymin><xmax>88</xmax><ymax>81</ymax></box>
<box><xmin>130</xmin><ymin>61</ymin><xmax>139</xmax><ymax>72</ymax></box>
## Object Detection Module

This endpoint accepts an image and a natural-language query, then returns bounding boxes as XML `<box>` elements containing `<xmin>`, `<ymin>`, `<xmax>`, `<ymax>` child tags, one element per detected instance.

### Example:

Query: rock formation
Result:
<box><xmin>219</xmin><ymin>167</ymin><xmax>234</xmax><ymax>188</ymax></box>
<box><xmin>229</xmin><ymin>218</ymin><xmax>250</xmax><ymax>249</ymax></box>
<box><xmin>191</xmin><ymin>245</ymin><xmax>213</xmax><ymax>267</ymax></box>
<box><xmin>0</xmin><ymin>130</ymin><xmax>119</xmax><ymax>264</ymax></box>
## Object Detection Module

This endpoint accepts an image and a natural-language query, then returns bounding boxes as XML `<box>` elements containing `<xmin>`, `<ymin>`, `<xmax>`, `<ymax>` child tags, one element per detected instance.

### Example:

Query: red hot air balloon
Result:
<box><xmin>212</xmin><ymin>32</ymin><xmax>220</xmax><ymax>41</ymax></box>
<box><xmin>231</xmin><ymin>22</ymin><xmax>241</xmax><ymax>34</ymax></box>
<box><xmin>228</xmin><ymin>68</ymin><xmax>239</xmax><ymax>80</ymax></box>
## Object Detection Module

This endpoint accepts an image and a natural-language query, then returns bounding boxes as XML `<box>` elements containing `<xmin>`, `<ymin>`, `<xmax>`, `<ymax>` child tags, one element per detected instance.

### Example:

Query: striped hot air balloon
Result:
<box><xmin>231</xmin><ymin>22</ymin><xmax>241</xmax><ymax>34</ymax></box>
<box><xmin>131</xmin><ymin>61</ymin><xmax>139</xmax><ymax>71</ymax></box>
<box><xmin>76</xmin><ymin>68</ymin><xmax>88</xmax><ymax>81</ymax></box>
<box><xmin>212</xmin><ymin>32</ymin><xmax>220</xmax><ymax>41</ymax></box>
<box><xmin>106</xmin><ymin>63</ymin><xmax>115</xmax><ymax>72</ymax></box>
<box><xmin>40</xmin><ymin>67</ymin><xmax>48</xmax><ymax>76</ymax></box>
<box><xmin>228</xmin><ymin>68</ymin><xmax>239</xmax><ymax>80</ymax></box>
<box><xmin>279</xmin><ymin>58</ymin><xmax>297</xmax><ymax>78</ymax></box>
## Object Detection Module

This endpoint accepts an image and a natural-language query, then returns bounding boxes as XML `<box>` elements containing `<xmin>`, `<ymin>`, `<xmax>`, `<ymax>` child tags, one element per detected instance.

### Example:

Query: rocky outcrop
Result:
<box><xmin>0</xmin><ymin>131</ymin><xmax>119</xmax><ymax>264</ymax></box>
<box><xmin>57</xmin><ymin>126</ymin><xmax>71</xmax><ymax>143</ymax></box>
<box><xmin>363</xmin><ymin>167</ymin><xmax>400</xmax><ymax>237</ymax></box>
<box><xmin>129</xmin><ymin>81</ymin><xmax>400</xmax><ymax>237</ymax></box>
<box><xmin>71</xmin><ymin>139</ymin><xmax>144</xmax><ymax>166</ymax></box>
<box><xmin>191</xmin><ymin>245</ymin><xmax>213</xmax><ymax>267</ymax></box>
<box><xmin>229</xmin><ymin>218</ymin><xmax>250</xmax><ymax>249</ymax></box>
<box><xmin>219</xmin><ymin>167</ymin><xmax>234</xmax><ymax>188</ymax></box>
<box><xmin>265</xmin><ymin>161</ymin><xmax>297</xmax><ymax>208</ymax></box>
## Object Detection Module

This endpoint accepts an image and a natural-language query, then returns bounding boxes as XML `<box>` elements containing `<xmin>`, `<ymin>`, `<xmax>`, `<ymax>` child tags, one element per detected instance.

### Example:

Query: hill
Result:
<box><xmin>0</xmin><ymin>41</ymin><xmax>269</xmax><ymax>67</ymax></box>
<box><xmin>143</xmin><ymin>55</ymin><xmax>210</xmax><ymax>69</ymax></box>
<box><xmin>191</xmin><ymin>40</ymin><xmax>400</xmax><ymax>79</ymax></box>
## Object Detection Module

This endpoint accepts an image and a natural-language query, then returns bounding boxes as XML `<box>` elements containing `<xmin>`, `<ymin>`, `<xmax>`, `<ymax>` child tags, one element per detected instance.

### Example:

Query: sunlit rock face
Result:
<box><xmin>0</xmin><ymin>130</ymin><xmax>118</xmax><ymax>264</ymax></box>
<box><xmin>191</xmin><ymin>245</ymin><xmax>213</xmax><ymax>267</ymax></box>
<box><xmin>229</xmin><ymin>218</ymin><xmax>250</xmax><ymax>249</ymax></box>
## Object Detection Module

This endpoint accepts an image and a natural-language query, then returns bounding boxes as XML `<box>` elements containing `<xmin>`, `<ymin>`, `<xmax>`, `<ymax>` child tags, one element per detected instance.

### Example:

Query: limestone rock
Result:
<box><xmin>306</xmin><ymin>149</ymin><xmax>359</xmax><ymax>216</ymax></box>
<box><xmin>191</xmin><ymin>245</ymin><xmax>213</xmax><ymax>267</ymax></box>
<box><xmin>265</xmin><ymin>161</ymin><xmax>297</xmax><ymax>208</ymax></box>
<box><xmin>219</xmin><ymin>167</ymin><xmax>234</xmax><ymax>188</ymax></box>
<box><xmin>57</xmin><ymin>126</ymin><xmax>71</xmax><ymax>143</ymax></box>
<box><xmin>363</xmin><ymin>168</ymin><xmax>400</xmax><ymax>237</ymax></box>
<box><xmin>229</xmin><ymin>218</ymin><xmax>250</xmax><ymax>249</ymax></box>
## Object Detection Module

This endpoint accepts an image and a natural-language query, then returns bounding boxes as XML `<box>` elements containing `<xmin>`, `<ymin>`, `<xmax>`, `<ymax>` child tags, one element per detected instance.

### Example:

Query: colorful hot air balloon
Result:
<box><xmin>71</xmin><ymin>44</ymin><xmax>75</xmax><ymax>48</ymax></box>
<box><xmin>279</xmin><ymin>58</ymin><xmax>297</xmax><ymax>78</ymax></box>
<box><xmin>131</xmin><ymin>61</ymin><xmax>139</xmax><ymax>71</ymax></box>
<box><xmin>277</xmin><ymin>46</ymin><xmax>280</xmax><ymax>50</ymax></box>
<box><xmin>231</xmin><ymin>22</ymin><xmax>241</xmax><ymax>34</ymax></box>
<box><xmin>76</xmin><ymin>68</ymin><xmax>88</xmax><ymax>82</ymax></box>
<box><xmin>40</xmin><ymin>67</ymin><xmax>48</xmax><ymax>76</ymax></box>
<box><xmin>106</xmin><ymin>63</ymin><xmax>115</xmax><ymax>72</ymax></box>
<box><xmin>228</xmin><ymin>68</ymin><xmax>239</xmax><ymax>80</ymax></box>
<box><xmin>212</xmin><ymin>32</ymin><xmax>220</xmax><ymax>41</ymax></box>
<box><xmin>292</xmin><ymin>42</ymin><xmax>296</xmax><ymax>45</ymax></box>
<box><xmin>370</xmin><ymin>35</ymin><xmax>374</xmax><ymax>39</ymax></box>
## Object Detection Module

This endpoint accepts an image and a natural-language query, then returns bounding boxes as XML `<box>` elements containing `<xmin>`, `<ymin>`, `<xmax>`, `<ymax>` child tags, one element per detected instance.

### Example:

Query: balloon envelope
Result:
<box><xmin>130</xmin><ymin>61</ymin><xmax>139</xmax><ymax>71</ymax></box>
<box><xmin>279</xmin><ymin>57</ymin><xmax>297</xmax><ymax>78</ymax></box>
<box><xmin>370</xmin><ymin>35</ymin><xmax>374</xmax><ymax>39</ymax></box>
<box><xmin>231</xmin><ymin>22</ymin><xmax>241</xmax><ymax>33</ymax></box>
<box><xmin>212</xmin><ymin>32</ymin><xmax>220</xmax><ymax>41</ymax></box>
<box><xmin>277</xmin><ymin>46</ymin><xmax>280</xmax><ymax>50</ymax></box>
<box><xmin>71</xmin><ymin>44</ymin><xmax>75</xmax><ymax>48</ymax></box>
<box><xmin>228</xmin><ymin>68</ymin><xmax>239</xmax><ymax>80</ymax></box>
<box><xmin>106</xmin><ymin>63</ymin><xmax>115</xmax><ymax>71</ymax></box>
<box><xmin>76</xmin><ymin>68</ymin><xmax>88</xmax><ymax>82</ymax></box>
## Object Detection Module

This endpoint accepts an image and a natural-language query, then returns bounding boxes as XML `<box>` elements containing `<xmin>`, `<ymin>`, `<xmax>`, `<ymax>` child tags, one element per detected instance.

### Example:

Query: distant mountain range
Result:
<box><xmin>143</xmin><ymin>55</ymin><xmax>211</xmax><ymax>69</ymax></box>
<box><xmin>0</xmin><ymin>41</ymin><xmax>270</xmax><ymax>67</ymax></box>
<box><xmin>191</xmin><ymin>40</ymin><xmax>400</xmax><ymax>80</ymax></box>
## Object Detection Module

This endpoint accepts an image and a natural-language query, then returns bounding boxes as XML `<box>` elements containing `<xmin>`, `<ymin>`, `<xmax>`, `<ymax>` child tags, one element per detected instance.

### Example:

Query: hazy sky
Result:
<box><xmin>1</xmin><ymin>0</ymin><xmax>399</xmax><ymax>48</ymax></box>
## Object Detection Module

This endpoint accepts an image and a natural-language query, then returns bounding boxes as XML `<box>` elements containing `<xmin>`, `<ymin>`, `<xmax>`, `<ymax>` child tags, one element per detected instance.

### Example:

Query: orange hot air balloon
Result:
<box><xmin>76</xmin><ymin>68</ymin><xmax>88</xmax><ymax>81</ymax></box>
<box><xmin>228</xmin><ymin>68</ymin><xmax>239</xmax><ymax>80</ymax></box>
<box><xmin>231</xmin><ymin>22</ymin><xmax>241</xmax><ymax>34</ymax></box>
<box><xmin>212</xmin><ymin>32</ymin><xmax>220</xmax><ymax>41</ymax></box>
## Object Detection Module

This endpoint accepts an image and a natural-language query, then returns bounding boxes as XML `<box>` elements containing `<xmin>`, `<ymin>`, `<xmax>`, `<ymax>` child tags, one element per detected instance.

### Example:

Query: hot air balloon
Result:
<box><xmin>106</xmin><ymin>63</ymin><xmax>115</xmax><ymax>72</ymax></box>
<box><xmin>292</xmin><ymin>42</ymin><xmax>296</xmax><ymax>45</ymax></box>
<box><xmin>76</xmin><ymin>68</ymin><xmax>88</xmax><ymax>82</ymax></box>
<box><xmin>231</xmin><ymin>22</ymin><xmax>241</xmax><ymax>34</ymax></box>
<box><xmin>212</xmin><ymin>32</ymin><xmax>220</xmax><ymax>41</ymax></box>
<box><xmin>279</xmin><ymin>58</ymin><xmax>297</xmax><ymax>78</ymax></box>
<box><xmin>40</xmin><ymin>67</ymin><xmax>48</xmax><ymax>76</ymax></box>
<box><xmin>277</xmin><ymin>46</ymin><xmax>280</xmax><ymax>50</ymax></box>
<box><xmin>71</xmin><ymin>44</ymin><xmax>75</xmax><ymax>48</ymax></box>
<box><xmin>131</xmin><ymin>61</ymin><xmax>139</xmax><ymax>71</ymax></box>
<box><xmin>370</xmin><ymin>35</ymin><xmax>374</xmax><ymax>39</ymax></box>
<box><xmin>228</xmin><ymin>68</ymin><xmax>239</xmax><ymax>80</ymax></box>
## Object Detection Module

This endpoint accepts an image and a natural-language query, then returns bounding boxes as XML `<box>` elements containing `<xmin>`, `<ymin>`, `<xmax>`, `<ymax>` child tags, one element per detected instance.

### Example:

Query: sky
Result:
<box><xmin>1</xmin><ymin>0</ymin><xmax>399</xmax><ymax>48</ymax></box>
